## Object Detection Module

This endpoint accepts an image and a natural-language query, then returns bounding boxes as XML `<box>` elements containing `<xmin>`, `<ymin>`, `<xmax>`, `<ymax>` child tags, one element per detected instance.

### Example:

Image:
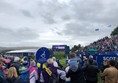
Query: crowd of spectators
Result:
<box><xmin>0</xmin><ymin>50</ymin><xmax>118</xmax><ymax>83</ymax></box>
<box><xmin>83</xmin><ymin>35</ymin><xmax>118</xmax><ymax>52</ymax></box>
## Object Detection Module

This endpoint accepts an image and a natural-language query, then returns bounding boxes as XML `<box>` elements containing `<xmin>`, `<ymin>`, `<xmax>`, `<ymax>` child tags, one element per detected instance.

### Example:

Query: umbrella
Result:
<box><xmin>88</xmin><ymin>48</ymin><xmax>97</xmax><ymax>52</ymax></box>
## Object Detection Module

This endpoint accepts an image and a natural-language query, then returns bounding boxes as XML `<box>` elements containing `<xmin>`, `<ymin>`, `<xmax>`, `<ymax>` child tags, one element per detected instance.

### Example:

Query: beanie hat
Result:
<box><xmin>14</xmin><ymin>57</ymin><xmax>20</xmax><ymax>62</ymax></box>
<box><xmin>22</xmin><ymin>61</ymin><xmax>28</xmax><ymax>66</ymax></box>
<box><xmin>89</xmin><ymin>55</ymin><xmax>93</xmax><ymax>59</ymax></box>
<box><xmin>69</xmin><ymin>61</ymin><xmax>78</xmax><ymax>72</ymax></box>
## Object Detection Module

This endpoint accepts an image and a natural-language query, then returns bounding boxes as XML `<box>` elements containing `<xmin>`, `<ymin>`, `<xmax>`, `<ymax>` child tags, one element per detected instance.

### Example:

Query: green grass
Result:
<box><xmin>59</xmin><ymin>58</ymin><xmax>67</xmax><ymax>69</ymax></box>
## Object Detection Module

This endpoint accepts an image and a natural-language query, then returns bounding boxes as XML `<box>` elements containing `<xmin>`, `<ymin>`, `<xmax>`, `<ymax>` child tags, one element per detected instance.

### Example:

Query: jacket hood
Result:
<box><xmin>69</xmin><ymin>61</ymin><xmax>78</xmax><ymax>72</ymax></box>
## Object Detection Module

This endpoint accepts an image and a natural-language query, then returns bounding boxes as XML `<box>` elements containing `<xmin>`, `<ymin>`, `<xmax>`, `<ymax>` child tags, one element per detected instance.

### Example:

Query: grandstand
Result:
<box><xmin>4</xmin><ymin>49</ymin><xmax>38</xmax><ymax>58</ymax></box>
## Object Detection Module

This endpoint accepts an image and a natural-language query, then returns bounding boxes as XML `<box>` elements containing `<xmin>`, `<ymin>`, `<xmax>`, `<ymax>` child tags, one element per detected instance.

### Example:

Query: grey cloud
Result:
<box><xmin>50</xmin><ymin>28</ymin><xmax>58</xmax><ymax>32</ymax></box>
<box><xmin>0</xmin><ymin>1</ymin><xmax>16</xmax><ymax>14</ymax></box>
<box><xmin>50</xmin><ymin>27</ymin><xmax>63</xmax><ymax>35</ymax></box>
<box><xmin>40</xmin><ymin>13</ymin><xmax>56</xmax><ymax>24</ymax></box>
<box><xmin>57</xmin><ymin>0</ymin><xmax>118</xmax><ymax>41</ymax></box>
<box><xmin>50</xmin><ymin>28</ymin><xmax>55</xmax><ymax>32</ymax></box>
<box><xmin>61</xmin><ymin>15</ymin><xmax>71</xmax><ymax>21</ymax></box>
<box><xmin>37</xmin><ymin>0</ymin><xmax>118</xmax><ymax>26</ymax></box>
<box><xmin>63</xmin><ymin>22</ymin><xmax>91</xmax><ymax>36</ymax></box>
<box><xmin>15</xmin><ymin>27</ymin><xmax>39</xmax><ymax>40</ymax></box>
<box><xmin>68</xmin><ymin>0</ymin><xmax>118</xmax><ymax>25</ymax></box>
<box><xmin>37</xmin><ymin>0</ymin><xmax>69</xmax><ymax>24</ymax></box>
<box><xmin>21</xmin><ymin>9</ymin><xmax>33</xmax><ymax>18</ymax></box>
<box><xmin>62</xmin><ymin>22</ymin><xmax>111</xmax><ymax>38</ymax></box>
<box><xmin>37</xmin><ymin>1</ymin><xmax>57</xmax><ymax>24</ymax></box>
<box><xmin>56</xmin><ymin>32</ymin><xmax>62</xmax><ymax>35</ymax></box>
<box><xmin>0</xmin><ymin>27</ymin><xmax>14</xmax><ymax>41</ymax></box>
<box><xmin>69</xmin><ymin>0</ymin><xmax>103</xmax><ymax>20</ymax></box>
<box><xmin>0</xmin><ymin>27</ymin><xmax>39</xmax><ymax>42</ymax></box>
<box><xmin>0</xmin><ymin>0</ymin><xmax>118</xmax><ymax>47</ymax></box>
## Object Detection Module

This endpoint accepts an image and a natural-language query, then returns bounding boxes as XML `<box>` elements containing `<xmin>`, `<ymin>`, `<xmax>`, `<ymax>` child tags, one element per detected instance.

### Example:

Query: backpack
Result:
<box><xmin>43</xmin><ymin>64</ymin><xmax>59</xmax><ymax>83</ymax></box>
<box><xmin>20</xmin><ymin>68</ymin><xmax>29</xmax><ymax>83</ymax></box>
<box><xmin>49</xmin><ymin>73</ymin><xmax>59</xmax><ymax>83</ymax></box>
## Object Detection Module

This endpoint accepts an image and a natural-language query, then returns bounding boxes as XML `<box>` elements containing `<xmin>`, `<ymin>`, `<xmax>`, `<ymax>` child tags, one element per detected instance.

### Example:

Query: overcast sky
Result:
<box><xmin>0</xmin><ymin>0</ymin><xmax>118</xmax><ymax>48</ymax></box>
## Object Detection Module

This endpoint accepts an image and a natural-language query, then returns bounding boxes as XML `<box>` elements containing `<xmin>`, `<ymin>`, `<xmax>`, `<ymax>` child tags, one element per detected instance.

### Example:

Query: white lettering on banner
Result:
<box><xmin>103</xmin><ymin>57</ymin><xmax>116</xmax><ymax>60</ymax></box>
<box><xmin>56</xmin><ymin>47</ymin><xmax>65</xmax><ymax>49</ymax></box>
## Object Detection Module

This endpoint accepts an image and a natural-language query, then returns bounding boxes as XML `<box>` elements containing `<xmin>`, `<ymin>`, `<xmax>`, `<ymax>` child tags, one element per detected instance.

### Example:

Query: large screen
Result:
<box><xmin>52</xmin><ymin>45</ymin><xmax>70</xmax><ymax>54</ymax></box>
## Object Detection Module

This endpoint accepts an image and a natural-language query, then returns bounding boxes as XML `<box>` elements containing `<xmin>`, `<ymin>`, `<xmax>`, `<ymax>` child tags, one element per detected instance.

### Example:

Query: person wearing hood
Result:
<box><xmin>66</xmin><ymin>61</ymin><xmax>85</xmax><ymax>83</ymax></box>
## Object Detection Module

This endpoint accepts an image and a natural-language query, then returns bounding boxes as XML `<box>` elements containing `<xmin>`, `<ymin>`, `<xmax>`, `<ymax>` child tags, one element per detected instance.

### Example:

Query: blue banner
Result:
<box><xmin>97</xmin><ymin>54</ymin><xmax>118</xmax><ymax>69</ymax></box>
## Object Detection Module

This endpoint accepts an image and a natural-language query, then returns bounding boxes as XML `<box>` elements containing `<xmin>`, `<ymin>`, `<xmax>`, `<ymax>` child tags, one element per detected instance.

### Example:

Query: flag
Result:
<box><xmin>95</xmin><ymin>28</ymin><xmax>99</xmax><ymax>31</ymax></box>
<box><xmin>108</xmin><ymin>25</ymin><xmax>111</xmax><ymax>27</ymax></box>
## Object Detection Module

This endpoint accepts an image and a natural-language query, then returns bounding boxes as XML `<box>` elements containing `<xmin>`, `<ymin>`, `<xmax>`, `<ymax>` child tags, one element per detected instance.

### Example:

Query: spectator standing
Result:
<box><xmin>69</xmin><ymin>53</ymin><xmax>80</xmax><ymax>65</ymax></box>
<box><xmin>11</xmin><ymin>57</ymin><xmax>21</xmax><ymax>75</ymax></box>
<box><xmin>101</xmin><ymin>60</ymin><xmax>110</xmax><ymax>83</ymax></box>
<box><xmin>84</xmin><ymin>55</ymin><xmax>97</xmax><ymax>66</ymax></box>
<box><xmin>6</xmin><ymin>67</ymin><xmax>23</xmax><ymax>83</ymax></box>
<box><xmin>102</xmin><ymin>60</ymin><xmax>118</xmax><ymax>83</ymax></box>
<box><xmin>66</xmin><ymin>61</ymin><xmax>85</xmax><ymax>83</ymax></box>
<box><xmin>29</xmin><ymin>60</ymin><xmax>39</xmax><ymax>83</ymax></box>
<box><xmin>42</xmin><ymin>58</ymin><xmax>66</xmax><ymax>83</ymax></box>
<box><xmin>83</xmin><ymin>59</ymin><xmax>99</xmax><ymax>83</ymax></box>
<box><xmin>101</xmin><ymin>60</ymin><xmax>110</xmax><ymax>72</ymax></box>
